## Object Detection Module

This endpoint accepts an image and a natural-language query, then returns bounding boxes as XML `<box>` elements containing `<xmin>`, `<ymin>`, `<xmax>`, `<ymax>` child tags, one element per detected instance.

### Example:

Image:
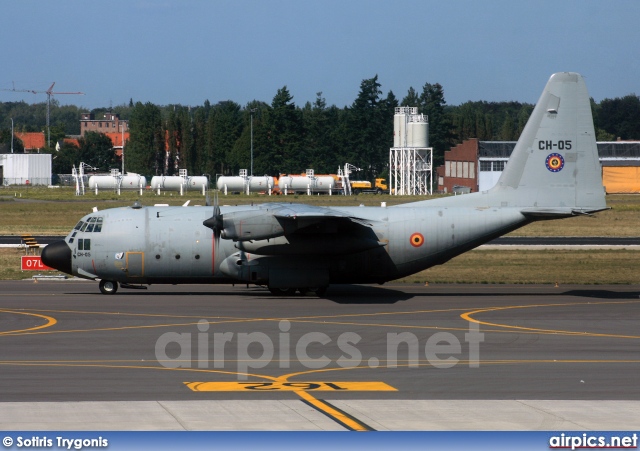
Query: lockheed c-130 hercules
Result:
<box><xmin>42</xmin><ymin>73</ymin><xmax>608</xmax><ymax>295</ymax></box>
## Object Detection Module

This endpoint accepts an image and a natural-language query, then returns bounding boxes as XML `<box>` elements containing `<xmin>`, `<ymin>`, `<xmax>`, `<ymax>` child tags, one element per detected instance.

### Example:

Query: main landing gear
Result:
<box><xmin>99</xmin><ymin>279</ymin><xmax>119</xmax><ymax>295</ymax></box>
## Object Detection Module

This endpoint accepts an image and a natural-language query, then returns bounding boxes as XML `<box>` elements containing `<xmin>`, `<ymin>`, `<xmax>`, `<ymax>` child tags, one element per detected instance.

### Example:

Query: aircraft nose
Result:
<box><xmin>41</xmin><ymin>240</ymin><xmax>72</xmax><ymax>275</ymax></box>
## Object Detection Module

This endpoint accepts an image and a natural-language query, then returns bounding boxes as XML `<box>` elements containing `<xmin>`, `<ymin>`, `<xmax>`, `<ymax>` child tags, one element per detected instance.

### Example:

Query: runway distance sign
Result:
<box><xmin>184</xmin><ymin>381</ymin><xmax>397</xmax><ymax>392</ymax></box>
<box><xmin>21</xmin><ymin>256</ymin><xmax>53</xmax><ymax>271</ymax></box>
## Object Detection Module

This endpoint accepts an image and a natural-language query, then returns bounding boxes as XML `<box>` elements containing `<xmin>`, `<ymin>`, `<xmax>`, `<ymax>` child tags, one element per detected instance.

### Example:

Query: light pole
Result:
<box><xmin>120</xmin><ymin>123</ymin><xmax>125</xmax><ymax>175</ymax></box>
<box><xmin>10</xmin><ymin>118</ymin><xmax>14</xmax><ymax>153</ymax></box>
<box><xmin>250</xmin><ymin>108</ymin><xmax>257</xmax><ymax>176</ymax></box>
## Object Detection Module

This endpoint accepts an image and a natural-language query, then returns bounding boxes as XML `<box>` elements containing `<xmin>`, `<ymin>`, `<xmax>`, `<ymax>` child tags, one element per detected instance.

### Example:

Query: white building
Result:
<box><xmin>0</xmin><ymin>154</ymin><xmax>52</xmax><ymax>186</ymax></box>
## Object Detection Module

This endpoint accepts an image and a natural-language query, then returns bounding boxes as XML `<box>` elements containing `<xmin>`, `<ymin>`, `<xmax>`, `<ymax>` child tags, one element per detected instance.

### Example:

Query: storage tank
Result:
<box><xmin>88</xmin><ymin>174</ymin><xmax>146</xmax><ymax>190</ymax></box>
<box><xmin>88</xmin><ymin>175</ymin><xmax>118</xmax><ymax>190</ymax></box>
<box><xmin>393</xmin><ymin>113</ymin><xmax>403</xmax><ymax>147</ymax></box>
<box><xmin>277</xmin><ymin>175</ymin><xmax>314</xmax><ymax>193</ymax></box>
<box><xmin>120</xmin><ymin>174</ymin><xmax>147</xmax><ymax>189</ymax></box>
<box><xmin>216</xmin><ymin>176</ymin><xmax>247</xmax><ymax>192</ymax></box>
<box><xmin>248</xmin><ymin>176</ymin><xmax>274</xmax><ymax>192</ymax></box>
<box><xmin>277</xmin><ymin>175</ymin><xmax>294</xmax><ymax>191</ymax></box>
<box><xmin>314</xmin><ymin>176</ymin><xmax>335</xmax><ymax>192</ymax></box>
<box><xmin>150</xmin><ymin>176</ymin><xmax>184</xmax><ymax>190</ymax></box>
<box><xmin>186</xmin><ymin>176</ymin><xmax>209</xmax><ymax>190</ymax></box>
<box><xmin>289</xmin><ymin>176</ymin><xmax>315</xmax><ymax>190</ymax></box>
<box><xmin>408</xmin><ymin>120</ymin><xmax>428</xmax><ymax>148</ymax></box>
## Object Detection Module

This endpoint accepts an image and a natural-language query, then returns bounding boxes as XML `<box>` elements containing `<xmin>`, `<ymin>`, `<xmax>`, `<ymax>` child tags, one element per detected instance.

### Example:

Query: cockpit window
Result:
<box><xmin>78</xmin><ymin>216</ymin><xmax>104</xmax><ymax>233</ymax></box>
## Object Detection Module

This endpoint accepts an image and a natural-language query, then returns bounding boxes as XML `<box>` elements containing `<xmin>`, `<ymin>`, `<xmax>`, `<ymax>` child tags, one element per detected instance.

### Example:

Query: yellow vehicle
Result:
<box><xmin>350</xmin><ymin>178</ymin><xmax>388</xmax><ymax>195</ymax></box>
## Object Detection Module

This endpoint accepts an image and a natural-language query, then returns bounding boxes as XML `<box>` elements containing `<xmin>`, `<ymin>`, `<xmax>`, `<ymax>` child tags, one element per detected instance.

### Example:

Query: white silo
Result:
<box><xmin>408</xmin><ymin>114</ymin><xmax>429</xmax><ymax>148</ymax></box>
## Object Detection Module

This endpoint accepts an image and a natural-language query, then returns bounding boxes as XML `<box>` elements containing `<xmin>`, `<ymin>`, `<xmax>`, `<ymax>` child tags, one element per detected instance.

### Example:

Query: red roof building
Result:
<box><xmin>15</xmin><ymin>132</ymin><xmax>45</xmax><ymax>153</ymax></box>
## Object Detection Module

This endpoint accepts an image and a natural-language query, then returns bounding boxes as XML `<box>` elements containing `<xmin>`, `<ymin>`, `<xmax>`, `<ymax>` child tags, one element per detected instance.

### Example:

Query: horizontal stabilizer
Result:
<box><xmin>520</xmin><ymin>206</ymin><xmax>610</xmax><ymax>218</ymax></box>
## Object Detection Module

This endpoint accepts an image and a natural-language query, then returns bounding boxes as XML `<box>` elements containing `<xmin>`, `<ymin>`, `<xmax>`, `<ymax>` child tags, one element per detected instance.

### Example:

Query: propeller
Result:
<box><xmin>203</xmin><ymin>190</ymin><xmax>223</xmax><ymax>238</ymax></box>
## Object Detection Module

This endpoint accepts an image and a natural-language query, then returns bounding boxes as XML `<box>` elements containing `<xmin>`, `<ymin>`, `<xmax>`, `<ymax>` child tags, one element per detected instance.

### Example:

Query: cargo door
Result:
<box><xmin>125</xmin><ymin>252</ymin><xmax>144</xmax><ymax>278</ymax></box>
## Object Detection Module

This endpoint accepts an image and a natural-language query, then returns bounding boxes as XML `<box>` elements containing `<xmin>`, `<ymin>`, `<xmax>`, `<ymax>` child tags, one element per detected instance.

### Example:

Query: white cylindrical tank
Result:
<box><xmin>150</xmin><ymin>176</ymin><xmax>184</xmax><ymax>190</ymax></box>
<box><xmin>289</xmin><ymin>176</ymin><xmax>315</xmax><ymax>190</ymax></box>
<box><xmin>408</xmin><ymin>121</ymin><xmax>428</xmax><ymax>148</ymax></box>
<box><xmin>314</xmin><ymin>176</ymin><xmax>335</xmax><ymax>192</ymax></box>
<box><xmin>248</xmin><ymin>176</ymin><xmax>274</xmax><ymax>192</ymax></box>
<box><xmin>88</xmin><ymin>175</ymin><xmax>117</xmax><ymax>190</ymax></box>
<box><xmin>120</xmin><ymin>175</ymin><xmax>147</xmax><ymax>189</ymax></box>
<box><xmin>394</xmin><ymin>113</ymin><xmax>404</xmax><ymax>147</ymax></box>
<box><xmin>150</xmin><ymin>176</ymin><xmax>162</xmax><ymax>190</ymax></box>
<box><xmin>216</xmin><ymin>176</ymin><xmax>247</xmax><ymax>192</ymax></box>
<box><xmin>277</xmin><ymin>176</ymin><xmax>293</xmax><ymax>190</ymax></box>
<box><xmin>186</xmin><ymin>176</ymin><xmax>209</xmax><ymax>190</ymax></box>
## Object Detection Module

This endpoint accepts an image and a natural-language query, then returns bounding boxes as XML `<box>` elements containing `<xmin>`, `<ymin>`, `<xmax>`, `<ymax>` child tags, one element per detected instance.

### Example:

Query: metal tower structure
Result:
<box><xmin>1</xmin><ymin>82</ymin><xmax>84</xmax><ymax>147</ymax></box>
<box><xmin>389</xmin><ymin>107</ymin><xmax>433</xmax><ymax>195</ymax></box>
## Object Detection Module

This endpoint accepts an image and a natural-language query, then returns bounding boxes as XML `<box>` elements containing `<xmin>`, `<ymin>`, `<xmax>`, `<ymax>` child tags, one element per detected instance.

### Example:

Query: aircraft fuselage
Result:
<box><xmin>55</xmin><ymin>202</ymin><xmax>529</xmax><ymax>289</ymax></box>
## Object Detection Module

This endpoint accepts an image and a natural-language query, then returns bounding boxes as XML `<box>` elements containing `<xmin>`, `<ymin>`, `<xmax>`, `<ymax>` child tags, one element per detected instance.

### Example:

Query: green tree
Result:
<box><xmin>499</xmin><ymin>114</ymin><xmax>516</xmax><ymax>140</ymax></box>
<box><xmin>420</xmin><ymin>82</ymin><xmax>452</xmax><ymax>166</ymax></box>
<box><xmin>597</xmin><ymin>94</ymin><xmax>640</xmax><ymax>139</ymax></box>
<box><xmin>206</xmin><ymin>101</ymin><xmax>242</xmax><ymax>176</ymax></box>
<box><xmin>347</xmin><ymin>75</ymin><xmax>392</xmax><ymax>178</ymax></box>
<box><xmin>127</xmin><ymin>102</ymin><xmax>164</xmax><ymax>176</ymax></box>
<box><xmin>301</xmin><ymin>93</ymin><xmax>340</xmax><ymax>173</ymax></box>
<box><xmin>48</xmin><ymin>141</ymin><xmax>80</xmax><ymax>179</ymax></box>
<box><xmin>0</xmin><ymin>127</ymin><xmax>24</xmax><ymax>153</ymax></box>
<box><xmin>261</xmin><ymin>87</ymin><xmax>303</xmax><ymax>175</ymax></box>
<box><xmin>401</xmin><ymin>87</ymin><xmax>420</xmax><ymax>108</ymax></box>
<box><xmin>78</xmin><ymin>131</ymin><xmax>118</xmax><ymax>170</ymax></box>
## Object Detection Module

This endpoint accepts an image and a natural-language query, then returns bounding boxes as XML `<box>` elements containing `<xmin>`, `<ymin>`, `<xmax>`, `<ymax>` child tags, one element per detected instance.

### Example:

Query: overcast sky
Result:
<box><xmin>2</xmin><ymin>0</ymin><xmax>638</xmax><ymax>110</ymax></box>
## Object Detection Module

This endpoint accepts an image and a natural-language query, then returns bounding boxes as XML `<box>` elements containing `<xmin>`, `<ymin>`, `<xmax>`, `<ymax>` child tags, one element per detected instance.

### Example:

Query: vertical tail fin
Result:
<box><xmin>491</xmin><ymin>72</ymin><xmax>606</xmax><ymax>213</ymax></box>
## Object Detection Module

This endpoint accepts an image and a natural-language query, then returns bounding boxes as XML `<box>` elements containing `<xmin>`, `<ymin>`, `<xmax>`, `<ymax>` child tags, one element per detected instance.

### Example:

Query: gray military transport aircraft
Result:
<box><xmin>42</xmin><ymin>72</ymin><xmax>607</xmax><ymax>295</ymax></box>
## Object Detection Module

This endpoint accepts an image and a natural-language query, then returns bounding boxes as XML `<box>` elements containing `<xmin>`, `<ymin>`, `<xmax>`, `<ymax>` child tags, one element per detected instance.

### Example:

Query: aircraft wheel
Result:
<box><xmin>99</xmin><ymin>279</ymin><xmax>119</xmax><ymax>295</ymax></box>
<box><xmin>268</xmin><ymin>287</ymin><xmax>296</xmax><ymax>296</ymax></box>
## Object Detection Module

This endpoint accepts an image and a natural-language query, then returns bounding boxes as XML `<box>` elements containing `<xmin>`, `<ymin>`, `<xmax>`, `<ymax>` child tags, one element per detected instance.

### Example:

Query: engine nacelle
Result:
<box><xmin>220</xmin><ymin>210</ymin><xmax>295</xmax><ymax>241</ymax></box>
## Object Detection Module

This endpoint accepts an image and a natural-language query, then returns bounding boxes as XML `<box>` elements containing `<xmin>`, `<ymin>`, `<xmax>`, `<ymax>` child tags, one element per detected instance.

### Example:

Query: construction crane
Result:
<box><xmin>1</xmin><ymin>82</ymin><xmax>84</xmax><ymax>147</ymax></box>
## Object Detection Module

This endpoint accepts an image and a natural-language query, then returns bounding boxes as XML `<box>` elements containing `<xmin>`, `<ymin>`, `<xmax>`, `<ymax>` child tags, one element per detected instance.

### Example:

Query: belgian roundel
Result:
<box><xmin>410</xmin><ymin>233</ymin><xmax>424</xmax><ymax>248</ymax></box>
<box><xmin>545</xmin><ymin>153</ymin><xmax>564</xmax><ymax>172</ymax></box>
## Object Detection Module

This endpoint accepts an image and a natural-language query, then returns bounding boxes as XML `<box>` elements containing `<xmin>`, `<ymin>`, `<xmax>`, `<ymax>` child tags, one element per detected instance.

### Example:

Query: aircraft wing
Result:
<box><xmin>213</xmin><ymin>203</ymin><xmax>376</xmax><ymax>241</ymax></box>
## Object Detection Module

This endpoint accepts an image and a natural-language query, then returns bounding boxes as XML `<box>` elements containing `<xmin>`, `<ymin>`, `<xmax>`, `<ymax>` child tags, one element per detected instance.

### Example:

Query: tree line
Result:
<box><xmin>1</xmin><ymin>77</ymin><xmax>639</xmax><ymax>180</ymax></box>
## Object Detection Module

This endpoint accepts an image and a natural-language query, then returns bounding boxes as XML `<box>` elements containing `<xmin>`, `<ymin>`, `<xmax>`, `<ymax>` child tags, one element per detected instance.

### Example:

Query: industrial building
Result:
<box><xmin>437</xmin><ymin>139</ymin><xmax>640</xmax><ymax>194</ymax></box>
<box><xmin>0</xmin><ymin>153</ymin><xmax>52</xmax><ymax>186</ymax></box>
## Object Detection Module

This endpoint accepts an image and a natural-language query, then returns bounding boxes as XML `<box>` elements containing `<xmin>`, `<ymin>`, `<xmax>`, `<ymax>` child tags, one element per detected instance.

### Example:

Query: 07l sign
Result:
<box><xmin>21</xmin><ymin>256</ymin><xmax>53</xmax><ymax>271</ymax></box>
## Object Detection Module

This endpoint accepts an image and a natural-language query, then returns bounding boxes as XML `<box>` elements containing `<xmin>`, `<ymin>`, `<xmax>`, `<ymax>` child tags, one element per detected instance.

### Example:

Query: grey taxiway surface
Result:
<box><xmin>1</xmin><ymin>280</ymin><xmax>639</xmax><ymax>430</ymax></box>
